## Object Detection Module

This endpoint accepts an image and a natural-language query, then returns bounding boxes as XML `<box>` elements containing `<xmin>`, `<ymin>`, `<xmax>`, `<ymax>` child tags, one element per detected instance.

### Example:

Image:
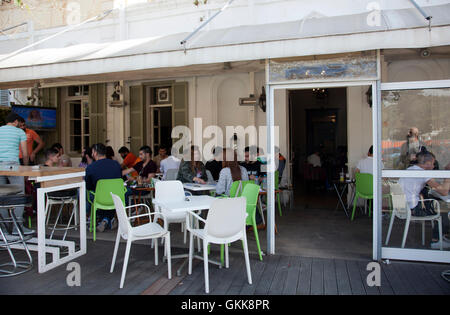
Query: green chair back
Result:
<box><xmin>355</xmin><ymin>173</ymin><xmax>373</xmax><ymax>198</ymax></box>
<box><xmin>241</xmin><ymin>183</ymin><xmax>263</xmax><ymax>261</ymax></box>
<box><xmin>94</xmin><ymin>178</ymin><xmax>126</xmax><ymax>208</ymax></box>
<box><xmin>229</xmin><ymin>180</ymin><xmax>254</xmax><ymax>198</ymax></box>
<box><xmin>90</xmin><ymin>178</ymin><xmax>127</xmax><ymax>241</ymax></box>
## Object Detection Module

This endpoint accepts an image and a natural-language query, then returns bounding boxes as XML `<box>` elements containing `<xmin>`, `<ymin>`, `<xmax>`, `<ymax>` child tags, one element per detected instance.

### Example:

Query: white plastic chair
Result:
<box><xmin>385</xmin><ymin>183</ymin><xmax>442</xmax><ymax>250</ymax></box>
<box><xmin>154</xmin><ymin>180</ymin><xmax>192</xmax><ymax>246</ymax></box>
<box><xmin>109</xmin><ymin>193</ymin><xmax>171</xmax><ymax>289</ymax></box>
<box><xmin>186</xmin><ymin>197</ymin><xmax>252</xmax><ymax>293</ymax></box>
<box><xmin>164</xmin><ymin>169</ymin><xmax>179</xmax><ymax>181</ymax></box>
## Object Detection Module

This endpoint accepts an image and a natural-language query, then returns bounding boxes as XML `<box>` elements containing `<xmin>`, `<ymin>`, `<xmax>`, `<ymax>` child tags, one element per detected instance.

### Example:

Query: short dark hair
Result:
<box><xmin>139</xmin><ymin>145</ymin><xmax>152</xmax><ymax>155</ymax></box>
<box><xmin>106</xmin><ymin>146</ymin><xmax>115</xmax><ymax>159</ymax></box>
<box><xmin>244</xmin><ymin>146</ymin><xmax>259</xmax><ymax>154</ymax></box>
<box><xmin>158</xmin><ymin>144</ymin><xmax>168</xmax><ymax>152</ymax></box>
<box><xmin>118</xmin><ymin>146</ymin><xmax>129</xmax><ymax>154</ymax></box>
<box><xmin>51</xmin><ymin>143</ymin><xmax>63</xmax><ymax>150</ymax></box>
<box><xmin>92</xmin><ymin>143</ymin><xmax>107</xmax><ymax>156</ymax></box>
<box><xmin>5</xmin><ymin>112</ymin><xmax>24</xmax><ymax>124</ymax></box>
<box><xmin>44</xmin><ymin>148</ymin><xmax>59</xmax><ymax>160</ymax></box>
<box><xmin>368</xmin><ymin>145</ymin><xmax>373</xmax><ymax>155</ymax></box>
<box><xmin>417</xmin><ymin>151</ymin><xmax>435</xmax><ymax>165</ymax></box>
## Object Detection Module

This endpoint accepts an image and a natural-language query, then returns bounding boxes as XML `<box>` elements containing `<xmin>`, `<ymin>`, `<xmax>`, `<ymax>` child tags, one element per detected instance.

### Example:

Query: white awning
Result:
<box><xmin>0</xmin><ymin>3</ymin><xmax>449</xmax><ymax>88</ymax></box>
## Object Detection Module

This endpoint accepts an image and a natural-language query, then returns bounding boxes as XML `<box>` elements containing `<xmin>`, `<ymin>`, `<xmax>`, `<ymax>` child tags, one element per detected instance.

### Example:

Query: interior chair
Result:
<box><xmin>206</xmin><ymin>170</ymin><xmax>215</xmax><ymax>184</ymax></box>
<box><xmin>110</xmin><ymin>193</ymin><xmax>171</xmax><ymax>288</ymax></box>
<box><xmin>186</xmin><ymin>197</ymin><xmax>252</xmax><ymax>293</ymax></box>
<box><xmin>351</xmin><ymin>173</ymin><xmax>392</xmax><ymax>221</ymax></box>
<box><xmin>88</xmin><ymin>178</ymin><xmax>127</xmax><ymax>241</ymax></box>
<box><xmin>385</xmin><ymin>182</ymin><xmax>442</xmax><ymax>250</ymax></box>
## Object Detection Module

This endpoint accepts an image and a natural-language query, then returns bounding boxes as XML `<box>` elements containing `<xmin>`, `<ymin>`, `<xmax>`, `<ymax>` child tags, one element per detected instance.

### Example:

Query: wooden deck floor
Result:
<box><xmin>0</xmin><ymin>239</ymin><xmax>449</xmax><ymax>295</ymax></box>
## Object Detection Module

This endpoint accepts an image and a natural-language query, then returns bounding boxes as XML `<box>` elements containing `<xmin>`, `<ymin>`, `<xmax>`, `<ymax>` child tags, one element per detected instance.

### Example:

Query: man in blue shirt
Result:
<box><xmin>0</xmin><ymin>113</ymin><xmax>32</xmax><ymax>234</ymax></box>
<box><xmin>86</xmin><ymin>143</ymin><xmax>122</xmax><ymax>232</ymax></box>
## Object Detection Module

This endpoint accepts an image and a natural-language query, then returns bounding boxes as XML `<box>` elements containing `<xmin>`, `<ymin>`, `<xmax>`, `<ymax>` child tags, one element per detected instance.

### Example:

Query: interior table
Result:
<box><xmin>152</xmin><ymin>195</ymin><xmax>221</xmax><ymax>276</ymax></box>
<box><xmin>333</xmin><ymin>179</ymin><xmax>356</xmax><ymax>218</ymax></box>
<box><xmin>0</xmin><ymin>166</ymin><xmax>86</xmax><ymax>273</ymax></box>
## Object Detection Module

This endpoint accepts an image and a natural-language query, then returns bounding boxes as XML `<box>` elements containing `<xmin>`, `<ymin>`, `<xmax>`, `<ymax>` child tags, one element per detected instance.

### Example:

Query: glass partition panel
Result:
<box><xmin>381</xmin><ymin>88</ymin><xmax>450</xmax><ymax>170</ymax></box>
<box><xmin>381</xmin><ymin>177</ymin><xmax>450</xmax><ymax>251</ymax></box>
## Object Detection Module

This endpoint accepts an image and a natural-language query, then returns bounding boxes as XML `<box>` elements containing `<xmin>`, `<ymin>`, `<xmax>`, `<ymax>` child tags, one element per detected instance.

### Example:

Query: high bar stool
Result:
<box><xmin>45</xmin><ymin>189</ymin><xmax>79</xmax><ymax>241</ymax></box>
<box><xmin>0</xmin><ymin>185</ymin><xmax>33</xmax><ymax>277</ymax></box>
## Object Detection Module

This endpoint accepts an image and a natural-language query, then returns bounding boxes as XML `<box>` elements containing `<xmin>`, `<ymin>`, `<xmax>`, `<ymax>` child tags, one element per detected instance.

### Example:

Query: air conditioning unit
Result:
<box><xmin>238</xmin><ymin>94</ymin><xmax>257</xmax><ymax>106</ymax></box>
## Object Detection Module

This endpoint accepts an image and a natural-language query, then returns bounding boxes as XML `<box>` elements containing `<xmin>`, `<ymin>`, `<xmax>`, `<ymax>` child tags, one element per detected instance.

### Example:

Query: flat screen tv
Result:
<box><xmin>11</xmin><ymin>105</ymin><xmax>57</xmax><ymax>130</ymax></box>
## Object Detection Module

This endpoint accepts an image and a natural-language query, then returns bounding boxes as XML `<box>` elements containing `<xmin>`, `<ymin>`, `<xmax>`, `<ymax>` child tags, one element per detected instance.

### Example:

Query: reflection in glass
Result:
<box><xmin>381</xmin><ymin>88</ymin><xmax>450</xmax><ymax>170</ymax></box>
<box><xmin>382</xmin><ymin>177</ymin><xmax>450</xmax><ymax>251</ymax></box>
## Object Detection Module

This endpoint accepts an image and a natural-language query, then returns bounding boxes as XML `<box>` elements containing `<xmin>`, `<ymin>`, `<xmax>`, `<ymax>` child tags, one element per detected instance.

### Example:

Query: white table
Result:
<box><xmin>152</xmin><ymin>195</ymin><xmax>220</xmax><ymax>275</ymax></box>
<box><xmin>0</xmin><ymin>166</ymin><xmax>86</xmax><ymax>273</ymax></box>
<box><xmin>183</xmin><ymin>183</ymin><xmax>217</xmax><ymax>192</ymax></box>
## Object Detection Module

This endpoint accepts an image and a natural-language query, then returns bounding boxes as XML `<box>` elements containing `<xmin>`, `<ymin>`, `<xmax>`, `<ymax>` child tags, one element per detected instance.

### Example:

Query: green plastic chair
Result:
<box><xmin>260</xmin><ymin>171</ymin><xmax>283</xmax><ymax>216</ymax></box>
<box><xmin>351</xmin><ymin>173</ymin><xmax>392</xmax><ymax>221</ymax></box>
<box><xmin>242</xmin><ymin>183</ymin><xmax>263</xmax><ymax>261</ymax></box>
<box><xmin>88</xmin><ymin>178</ymin><xmax>127</xmax><ymax>241</ymax></box>
<box><xmin>219</xmin><ymin>181</ymin><xmax>263</xmax><ymax>263</ymax></box>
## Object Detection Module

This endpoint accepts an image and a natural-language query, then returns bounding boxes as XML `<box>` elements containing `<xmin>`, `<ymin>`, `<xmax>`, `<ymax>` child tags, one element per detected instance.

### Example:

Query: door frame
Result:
<box><xmin>266</xmin><ymin>80</ymin><xmax>381</xmax><ymax>260</ymax></box>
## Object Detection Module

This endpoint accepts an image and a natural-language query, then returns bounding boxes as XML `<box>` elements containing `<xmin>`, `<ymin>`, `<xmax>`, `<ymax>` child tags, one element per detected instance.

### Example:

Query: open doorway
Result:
<box><xmin>289</xmin><ymin>88</ymin><xmax>348</xmax><ymax>207</ymax></box>
<box><xmin>273</xmin><ymin>87</ymin><xmax>373</xmax><ymax>260</ymax></box>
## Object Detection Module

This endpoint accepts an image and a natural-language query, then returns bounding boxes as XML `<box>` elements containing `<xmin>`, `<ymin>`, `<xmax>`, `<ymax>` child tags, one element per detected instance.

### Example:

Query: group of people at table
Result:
<box><xmin>78</xmin><ymin>143</ymin><xmax>272</xmax><ymax>233</ymax></box>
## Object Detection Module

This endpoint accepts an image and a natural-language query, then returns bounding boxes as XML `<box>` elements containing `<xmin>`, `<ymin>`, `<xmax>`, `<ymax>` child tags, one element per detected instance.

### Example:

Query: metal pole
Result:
<box><xmin>180</xmin><ymin>0</ymin><xmax>235</xmax><ymax>47</ymax></box>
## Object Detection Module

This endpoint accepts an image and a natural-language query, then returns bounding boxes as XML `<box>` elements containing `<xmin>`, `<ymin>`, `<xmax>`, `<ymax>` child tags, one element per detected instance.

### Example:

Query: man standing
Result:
<box><xmin>86</xmin><ymin>143</ymin><xmax>122</xmax><ymax>232</ymax></box>
<box><xmin>0</xmin><ymin>113</ymin><xmax>32</xmax><ymax>234</ymax></box>
<box><xmin>400</xmin><ymin>127</ymin><xmax>426</xmax><ymax>168</ymax></box>
<box><xmin>18</xmin><ymin>121</ymin><xmax>44</xmax><ymax>165</ymax></box>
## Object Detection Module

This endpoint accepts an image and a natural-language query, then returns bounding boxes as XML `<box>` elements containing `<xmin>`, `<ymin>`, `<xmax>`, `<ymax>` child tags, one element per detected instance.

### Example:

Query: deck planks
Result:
<box><xmin>1</xmin><ymin>239</ymin><xmax>449</xmax><ymax>295</ymax></box>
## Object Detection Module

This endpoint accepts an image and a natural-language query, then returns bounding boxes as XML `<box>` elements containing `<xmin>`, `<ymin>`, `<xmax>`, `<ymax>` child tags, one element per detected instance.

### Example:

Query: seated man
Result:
<box><xmin>43</xmin><ymin>148</ymin><xmax>60</xmax><ymax>167</ymax></box>
<box><xmin>122</xmin><ymin>145</ymin><xmax>157</xmax><ymax>183</ymax></box>
<box><xmin>399</xmin><ymin>151</ymin><xmax>450</xmax><ymax>249</ymax></box>
<box><xmin>153</xmin><ymin>144</ymin><xmax>169</xmax><ymax>173</ymax></box>
<box><xmin>118</xmin><ymin>146</ymin><xmax>140</xmax><ymax>178</ymax></box>
<box><xmin>160</xmin><ymin>153</ymin><xmax>181</xmax><ymax>180</ymax></box>
<box><xmin>355</xmin><ymin>145</ymin><xmax>381</xmax><ymax>175</ymax></box>
<box><xmin>86</xmin><ymin>143</ymin><xmax>123</xmax><ymax>232</ymax></box>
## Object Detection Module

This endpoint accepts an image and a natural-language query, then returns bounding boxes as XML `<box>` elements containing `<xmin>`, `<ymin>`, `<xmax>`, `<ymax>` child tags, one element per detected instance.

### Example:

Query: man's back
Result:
<box><xmin>0</xmin><ymin>125</ymin><xmax>26</xmax><ymax>163</ymax></box>
<box><xmin>86</xmin><ymin>158</ymin><xmax>122</xmax><ymax>191</ymax></box>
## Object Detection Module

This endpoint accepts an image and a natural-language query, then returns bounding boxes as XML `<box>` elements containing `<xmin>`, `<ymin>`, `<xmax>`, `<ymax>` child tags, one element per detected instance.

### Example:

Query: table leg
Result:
<box><xmin>334</xmin><ymin>183</ymin><xmax>350</xmax><ymax>218</ymax></box>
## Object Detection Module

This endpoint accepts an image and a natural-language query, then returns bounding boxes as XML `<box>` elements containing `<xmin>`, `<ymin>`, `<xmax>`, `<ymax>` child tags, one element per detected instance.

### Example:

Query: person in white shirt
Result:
<box><xmin>160</xmin><ymin>155</ymin><xmax>181</xmax><ymax>180</ymax></box>
<box><xmin>355</xmin><ymin>146</ymin><xmax>380</xmax><ymax>175</ymax></box>
<box><xmin>399</xmin><ymin>151</ymin><xmax>450</xmax><ymax>248</ymax></box>
<box><xmin>307</xmin><ymin>150</ymin><xmax>321</xmax><ymax>167</ymax></box>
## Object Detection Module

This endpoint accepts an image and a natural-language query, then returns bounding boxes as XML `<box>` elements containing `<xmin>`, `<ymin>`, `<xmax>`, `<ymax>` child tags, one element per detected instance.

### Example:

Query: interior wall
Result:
<box><xmin>347</xmin><ymin>86</ymin><xmax>373</xmax><ymax>178</ymax></box>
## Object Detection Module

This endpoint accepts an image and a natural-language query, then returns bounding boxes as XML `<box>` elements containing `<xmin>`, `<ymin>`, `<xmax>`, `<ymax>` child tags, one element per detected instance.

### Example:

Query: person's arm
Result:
<box><xmin>215</xmin><ymin>169</ymin><xmax>226</xmax><ymax>195</ymax></box>
<box><xmin>122</xmin><ymin>167</ymin><xmax>136</xmax><ymax>177</ymax></box>
<box><xmin>20</xmin><ymin>140</ymin><xmax>29</xmax><ymax>165</ymax></box>
<box><xmin>427</xmin><ymin>178</ymin><xmax>450</xmax><ymax>197</ymax></box>
<box><xmin>30</xmin><ymin>132</ymin><xmax>44</xmax><ymax>163</ymax></box>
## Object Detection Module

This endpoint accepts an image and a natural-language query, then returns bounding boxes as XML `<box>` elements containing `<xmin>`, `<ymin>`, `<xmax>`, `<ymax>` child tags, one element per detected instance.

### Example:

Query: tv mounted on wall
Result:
<box><xmin>11</xmin><ymin>105</ymin><xmax>57</xmax><ymax>130</ymax></box>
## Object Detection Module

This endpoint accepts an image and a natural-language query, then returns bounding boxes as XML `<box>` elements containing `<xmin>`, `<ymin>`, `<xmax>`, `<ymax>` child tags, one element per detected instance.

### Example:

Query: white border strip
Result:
<box><xmin>382</xmin><ymin>247</ymin><xmax>450</xmax><ymax>263</ymax></box>
<box><xmin>381</xmin><ymin>79</ymin><xmax>450</xmax><ymax>91</ymax></box>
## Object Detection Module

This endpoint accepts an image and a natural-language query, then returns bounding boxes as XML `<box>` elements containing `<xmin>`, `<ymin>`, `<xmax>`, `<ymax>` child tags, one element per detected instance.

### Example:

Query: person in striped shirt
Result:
<box><xmin>0</xmin><ymin>112</ymin><xmax>33</xmax><ymax>235</ymax></box>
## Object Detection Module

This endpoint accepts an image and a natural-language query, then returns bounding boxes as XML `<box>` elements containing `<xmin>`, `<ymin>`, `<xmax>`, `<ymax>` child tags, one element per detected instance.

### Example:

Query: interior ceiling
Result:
<box><xmin>0</xmin><ymin>59</ymin><xmax>265</xmax><ymax>89</ymax></box>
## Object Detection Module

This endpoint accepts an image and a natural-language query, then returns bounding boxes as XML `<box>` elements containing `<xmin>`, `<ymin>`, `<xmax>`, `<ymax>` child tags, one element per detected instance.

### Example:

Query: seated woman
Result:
<box><xmin>79</xmin><ymin>146</ymin><xmax>93</xmax><ymax>168</ymax></box>
<box><xmin>177</xmin><ymin>145</ymin><xmax>208</xmax><ymax>184</ymax></box>
<box><xmin>215</xmin><ymin>149</ymin><xmax>249</xmax><ymax>196</ymax></box>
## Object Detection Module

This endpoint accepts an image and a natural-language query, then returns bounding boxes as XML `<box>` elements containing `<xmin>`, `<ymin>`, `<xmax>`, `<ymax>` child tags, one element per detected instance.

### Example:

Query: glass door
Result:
<box><xmin>380</xmin><ymin>80</ymin><xmax>450</xmax><ymax>263</ymax></box>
